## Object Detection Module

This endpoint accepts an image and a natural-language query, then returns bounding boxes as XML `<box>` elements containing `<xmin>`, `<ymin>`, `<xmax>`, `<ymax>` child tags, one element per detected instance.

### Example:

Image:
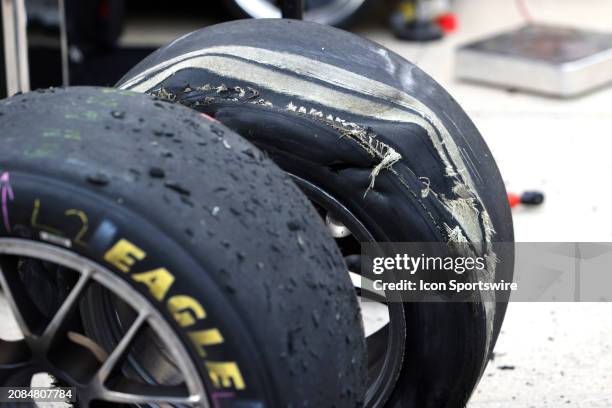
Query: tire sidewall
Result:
<box><xmin>1</xmin><ymin>170</ymin><xmax>275</xmax><ymax>406</ymax></box>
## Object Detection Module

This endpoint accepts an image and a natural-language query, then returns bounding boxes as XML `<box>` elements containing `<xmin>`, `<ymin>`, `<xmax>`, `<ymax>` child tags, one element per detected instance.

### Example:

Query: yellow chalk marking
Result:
<box><xmin>31</xmin><ymin>199</ymin><xmax>63</xmax><ymax>235</ymax></box>
<box><xmin>64</xmin><ymin>209</ymin><xmax>89</xmax><ymax>246</ymax></box>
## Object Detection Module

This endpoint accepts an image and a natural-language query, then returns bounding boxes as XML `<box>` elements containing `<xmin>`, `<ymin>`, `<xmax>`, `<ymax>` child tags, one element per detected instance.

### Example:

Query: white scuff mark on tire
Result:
<box><xmin>156</xmin><ymin>87</ymin><xmax>176</xmax><ymax>101</ymax></box>
<box><xmin>443</xmin><ymin>197</ymin><xmax>483</xmax><ymax>246</ymax></box>
<box><xmin>482</xmin><ymin>210</ymin><xmax>496</xmax><ymax>240</ymax></box>
<box><xmin>375</xmin><ymin>48</ymin><xmax>397</xmax><ymax>76</ymax></box>
<box><xmin>215</xmin><ymin>83</ymin><xmax>228</xmax><ymax>94</ymax></box>
<box><xmin>452</xmin><ymin>182</ymin><xmax>474</xmax><ymax>199</ymax></box>
<box><xmin>309</xmin><ymin>108</ymin><xmax>324</xmax><ymax>118</ymax></box>
<box><xmin>286</xmin><ymin>101</ymin><xmax>403</xmax><ymax>196</ymax></box>
<box><xmin>366</xmin><ymin>148</ymin><xmax>402</xmax><ymax>197</ymax></box>
<box><xmin>419</xmin><ymin>176</ymin><xmax>431</xmax><ymax>198</ymax></box>
<box><xmin>249</xmin><ymin>98</ymin><xmax>273</xmax><ymax>107</ymax></box>
<box><xmin>444</xmin><ymin>223</ymin><xmax>469</xmax><ymax>243</ymax></box>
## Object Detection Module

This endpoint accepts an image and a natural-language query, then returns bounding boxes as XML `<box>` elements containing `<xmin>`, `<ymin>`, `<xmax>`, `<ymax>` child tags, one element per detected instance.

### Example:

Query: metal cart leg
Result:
<box><xmin>1</xmin><ymin>0</ymin><xmax>29</xmax><ymax>95</ymax></box>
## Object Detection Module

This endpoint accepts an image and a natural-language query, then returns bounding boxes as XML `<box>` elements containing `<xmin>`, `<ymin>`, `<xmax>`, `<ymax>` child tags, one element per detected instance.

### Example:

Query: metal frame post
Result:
<box><xmin>2</xmin><ymin>0</ymin><xmax>29</xmax><ymax>96</ymax></box>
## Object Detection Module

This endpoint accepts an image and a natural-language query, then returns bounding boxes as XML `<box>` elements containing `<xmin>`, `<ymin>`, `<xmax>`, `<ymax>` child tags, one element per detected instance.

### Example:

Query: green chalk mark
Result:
<box><xmin>43</xmin><ymin>128</ymin><xmax>81</xmax><ymax>140</ymax></box>
<box><xmin>65</xmin><ymin>111</ymin><xmax>98</xmax><ymax>121</ymax></box>
<box><xmin>86</xmin><ymin>96</ymin><xmax>118</xmax><ymax>108</ymax></box>
<box><xmin>102</xmin><ymin>88</ymin><xmax>135</xmax><ymax>96</ymax></box>
<box><xmin>24</xmin><ymin>144</ymin><xmax>54</xmax><ymax>158</ymax></box>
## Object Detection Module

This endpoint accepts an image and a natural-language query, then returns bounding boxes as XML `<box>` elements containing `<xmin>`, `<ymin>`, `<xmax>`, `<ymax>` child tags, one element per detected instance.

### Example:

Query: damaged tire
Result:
<box><xmin>0</xmin><ymin>87</ymin><xmax>366</xmax><ymax>406</ymax></box>
<box><xmin>118</xmin><ymin>19</ymin><xmax>514</xmax><ymax>407</ymax></box>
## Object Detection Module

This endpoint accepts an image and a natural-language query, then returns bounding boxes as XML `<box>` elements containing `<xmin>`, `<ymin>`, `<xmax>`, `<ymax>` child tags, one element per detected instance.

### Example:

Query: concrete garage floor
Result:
<box><xmin>0</xmin><ymin>0</ymin><xmax>610</xmax><ymax>406</ymax></box>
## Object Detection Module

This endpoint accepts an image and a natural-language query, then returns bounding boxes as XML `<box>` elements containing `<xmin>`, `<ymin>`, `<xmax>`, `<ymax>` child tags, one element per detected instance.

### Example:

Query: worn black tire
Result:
<box><xmin>0</xmin><ymin>87</ymin><xmax>366</xmax><ymax>406</ymax></box>
<box><xmin>118</xmin><ymin>19</ymin><xmax>514</xmax><ymax>408</ymax></box>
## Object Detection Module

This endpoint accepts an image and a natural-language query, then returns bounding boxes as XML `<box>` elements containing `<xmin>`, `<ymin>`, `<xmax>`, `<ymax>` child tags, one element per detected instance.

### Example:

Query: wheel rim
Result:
<box><xmin>0</xmin><ymin>238</ymin><xmax>208</xmax><ymax>407</ymax></box>
<box><xmin>232</xmin><ymin>0</ymin><xmax>367</xmax><ymax>26</ymax></box>
<box><xmin>290</xmin><ymin>175</ymin><xmax>406</xmax><ymax>408</ymax></box>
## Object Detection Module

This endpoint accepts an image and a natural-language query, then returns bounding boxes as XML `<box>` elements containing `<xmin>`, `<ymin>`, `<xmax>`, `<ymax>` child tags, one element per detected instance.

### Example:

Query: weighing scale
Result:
<box><xmin>456</xmin><ymin>24</ymin><xmax>612</xmax><ymax>97</ymax></box>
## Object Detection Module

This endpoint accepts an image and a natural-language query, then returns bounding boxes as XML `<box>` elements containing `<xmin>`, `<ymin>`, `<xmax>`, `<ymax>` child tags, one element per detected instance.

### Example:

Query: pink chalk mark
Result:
<box><xmin>1</xmin><ymin>172</ymin><xmax>14</xmax><ymax>232</ymax></box>
<box><xmin>200</xmin><ymin>112</ymin><xmax>221</xmax><ymax>123</ymax></box>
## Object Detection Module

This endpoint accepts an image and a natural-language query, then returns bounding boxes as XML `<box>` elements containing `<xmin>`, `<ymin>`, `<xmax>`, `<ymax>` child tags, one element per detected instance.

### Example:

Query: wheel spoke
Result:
<box><xmin>0</xmin><ymin>239</ymin><xmax>209</xmax><ymax>406</ymax></box>
<box><xmin>97</xmin><ymin>384</ymin><xmax>199</xmax><ymax>405</ymax></box>
<box><xmin>42</xmin><ymin>269</ymin><xmax>93</xmax><ymax>347</ymax></box>
<box><xmin>95</xmin><ymin>312</ymin><xmax>148</xmax><ymax>384</ymax></box>
<box><xmin>96</xmin><ymin>378</ymin><xmax>197</xmax><ymax>405</ymax></box>
<box><xmin>0</xmin><ymin>257</ymin><xmax>39</xmax><ymax>337</ymax></box>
